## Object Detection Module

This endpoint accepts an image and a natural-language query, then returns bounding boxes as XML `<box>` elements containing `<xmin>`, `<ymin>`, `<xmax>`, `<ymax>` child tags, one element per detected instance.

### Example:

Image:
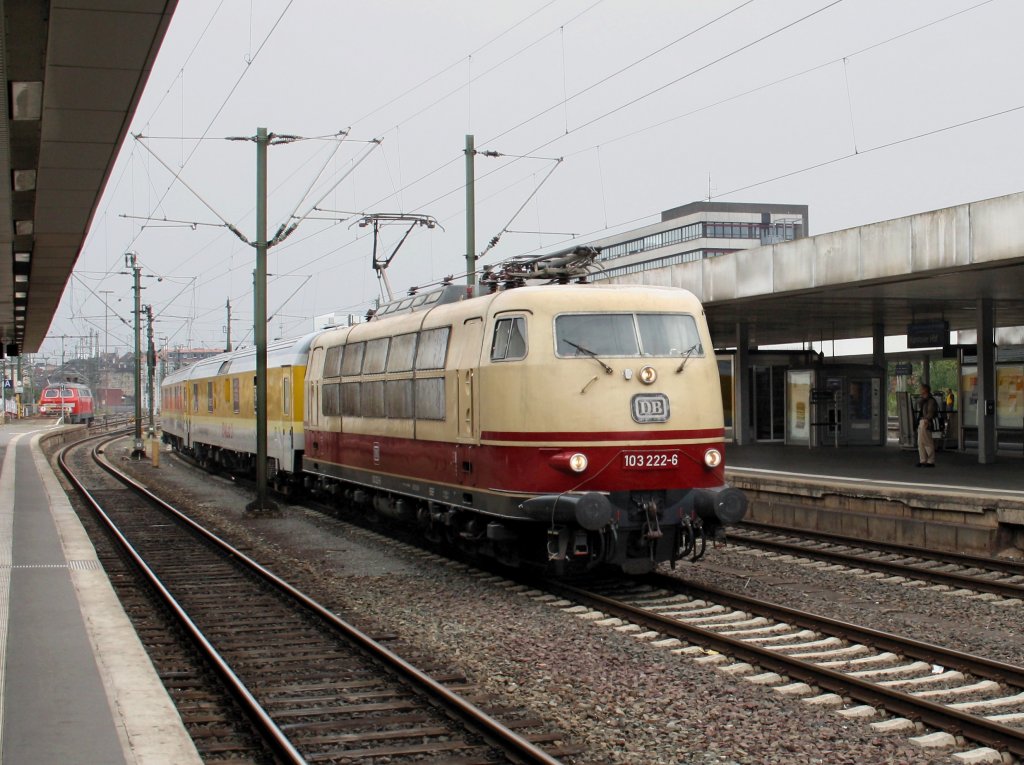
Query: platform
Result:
<box><xmin>726</xmin><ymin>442</ymin><xmax>1024</xmax><ymax>556</ymax></box>
<box><xmin>0</xmin><ymin>420</ymin><xmax>201</xmax><ymax>765</ymax></box>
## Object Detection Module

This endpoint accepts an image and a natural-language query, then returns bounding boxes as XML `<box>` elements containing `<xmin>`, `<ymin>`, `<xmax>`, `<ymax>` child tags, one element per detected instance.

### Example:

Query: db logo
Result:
<box><xmin>631</xmin><ymin>394</ymin><xmax>670</xmax><ymax>423</ymax></box>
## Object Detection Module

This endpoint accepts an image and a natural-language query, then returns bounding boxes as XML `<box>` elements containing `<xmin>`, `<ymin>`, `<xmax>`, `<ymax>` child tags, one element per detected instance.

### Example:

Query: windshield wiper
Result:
<box><xmin>675</xmin><ymin>342</ymin><xmax>702</xmax><ymax>374</ymax></box>
<box><xmin>564</xmin><ymin>340</ymin><xmax>613</xmax><ymax>374</ymax></box>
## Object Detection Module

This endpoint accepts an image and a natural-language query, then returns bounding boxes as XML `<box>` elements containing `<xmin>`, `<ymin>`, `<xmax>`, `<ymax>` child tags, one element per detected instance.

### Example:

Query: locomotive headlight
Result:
<box><xmin>549</xmin><ymin>451</ymin><xmax>589</xmax><ymax>474</ymax></box>
<box><xmin>703</xmin><ymin>448</ymin><xmax>722</xmax><ymax>468</ymax></box>
<box><xmin>568</xmin><ymin>452</ymin><xmax>588</xmax><ymax>473</ymax></box>
<box><xmin>638</xmin><ymin>365</ymin><xmax>657</xmax><ymax>385</ymax></box>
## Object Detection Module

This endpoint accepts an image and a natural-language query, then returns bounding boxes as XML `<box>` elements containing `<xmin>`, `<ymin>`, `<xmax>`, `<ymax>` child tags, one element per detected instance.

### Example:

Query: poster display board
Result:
<box><xmin>785</xmin><ymin>369</ymin><xmax>812</xmax><ymax>445</ymax></box>
<box><xmin>997</xmin><ymin>365</ymin><xmax>1024</xmax><ymax>429</ymax></box>
<box><xmin>961</xmin><ymin>366</ymin><xmax>978</xmax><ymax>428</ymax></box>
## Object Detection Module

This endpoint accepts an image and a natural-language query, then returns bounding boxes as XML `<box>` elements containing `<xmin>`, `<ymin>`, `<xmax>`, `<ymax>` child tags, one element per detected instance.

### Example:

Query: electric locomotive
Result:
<box><xmin>161</xmin><ymin>254</ymin><xmax>746</xmax><ymax>575</ymax></box>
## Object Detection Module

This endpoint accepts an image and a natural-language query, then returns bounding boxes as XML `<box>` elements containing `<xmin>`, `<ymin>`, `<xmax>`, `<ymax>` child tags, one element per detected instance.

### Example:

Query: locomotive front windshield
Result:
<box><xmin>555</xmin><ymin>313</ymin><xmax>703</xmax><ymax>357</ymax></box>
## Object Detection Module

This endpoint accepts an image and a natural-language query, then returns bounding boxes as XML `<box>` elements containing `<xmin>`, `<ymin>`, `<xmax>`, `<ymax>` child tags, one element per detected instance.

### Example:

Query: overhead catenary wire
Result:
<box><xmin>272</xmin><ymin>129</ymin><xmax>351</xmax><ymax>242</ymax></box>
<box><xmin>557</xmin><ymin>0</ymin><xmax>1000</xmax><ymax>160</ymax></box>
<box><xmin>132</xmin><ymin>134</ymin><xmax>252</xmax><ymax>245</ymax></box>
<box><xmin>385</xmin><ymin>0</ymin><xmax>990</xmax><ymax>257</ymax></box>
<box><xmin>70</xmin><ymin>0</ymin><xmax>586</xmax><ymax>346</ymax></box>
<box><xmin>188</xmin><ymin>1</ymin><xmax>995</xmax><ymax>333</ymax></box>
<box><xmin>271</xmin><ymin>138</ymin><xmax>384</xmax><ymax>247</ymax></box>
<box><xmin>338</xmin><ymin>0</ymin><xmax>749</xmax><ymax>222</ymax></box>
<box><xmin>383</xmin><ymin>2</ymin><xmax>834</xmax><ymax>223</ymax></box>
<box><xmin>482</xmin><ymin>0</ymin><xmax>758</xmax><ymax>147</ymax></box>
<box><xmin>77</xmin><ymin>0</ymin><xmax>732</xmax><ymax>336</ymax></box>
<box><xmin>714</xmin><ymin>101</ymin><xmax>1024</xmax><ymax>200</ymax></box>
<box><xmin>479</xmin><ymin>157</ymin><xmax>563</xmax><ymax>259</ymax></box>
<box><xmin>120</xmin><ymin>0</ymin><xmax>297</xmax><ymax>256</ymax></box>
<box><xmin>281</xmin><ymin>0</ymin><xmax>997</xmax><ymax>243</ymax></box>
<box><xmin>350</xmin><ymin>0</ymin><xmax>569</xmax><ymax>129</ymax></box>
<box><xmin>50</xmin><ymin>0</ymin><xmax>1011</xmax><ymax>353</ymax></box>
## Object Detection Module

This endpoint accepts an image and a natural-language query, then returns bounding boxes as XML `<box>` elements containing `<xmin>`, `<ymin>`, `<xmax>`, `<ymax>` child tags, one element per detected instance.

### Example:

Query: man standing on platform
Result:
<box><xmin>917</xmin><ymin>383</ymin><xmax>939</xmax><ymax>468</ymax></box>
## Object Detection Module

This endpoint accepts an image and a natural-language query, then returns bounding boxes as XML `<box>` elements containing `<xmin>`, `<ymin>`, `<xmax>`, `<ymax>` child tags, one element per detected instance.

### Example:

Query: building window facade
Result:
<box><xmin>599</xmin><ymin>220</ymin><xmax>799</xmax><ymax>262</ymax></box>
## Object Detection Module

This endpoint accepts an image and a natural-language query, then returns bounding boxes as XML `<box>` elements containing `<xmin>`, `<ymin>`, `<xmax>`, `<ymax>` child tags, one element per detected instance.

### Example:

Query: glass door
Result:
<box><xmin>752</xmin><ymin>365</ymin><xmax>786</xmax><ymax>441</ymax></box>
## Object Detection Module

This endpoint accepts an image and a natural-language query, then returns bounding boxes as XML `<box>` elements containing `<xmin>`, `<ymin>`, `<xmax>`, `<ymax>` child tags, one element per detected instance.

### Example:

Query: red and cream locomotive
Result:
<box><xmin>162</xmin><ymin>251</ymin><xmax>746</xmax><ymax>574</ymax></box>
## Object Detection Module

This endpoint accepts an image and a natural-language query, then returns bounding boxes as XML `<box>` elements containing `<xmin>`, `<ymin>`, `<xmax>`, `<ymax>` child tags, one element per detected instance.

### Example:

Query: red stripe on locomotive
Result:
<box><xmin>305</xmin><ymin>429</ymin><xmax>726</xmax><ymax>494</ymax></box>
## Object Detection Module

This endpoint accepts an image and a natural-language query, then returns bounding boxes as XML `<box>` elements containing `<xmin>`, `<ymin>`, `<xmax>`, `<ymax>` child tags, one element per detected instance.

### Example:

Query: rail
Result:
<box><xmin>540</xmin><ymin>574</ymin><xmax>1024</xmax><ymax>758</ymax></box>
<box><xmin>60</xmin><ymin>432</ymin><xmax>567</xmax><ymax>765</ymax></box>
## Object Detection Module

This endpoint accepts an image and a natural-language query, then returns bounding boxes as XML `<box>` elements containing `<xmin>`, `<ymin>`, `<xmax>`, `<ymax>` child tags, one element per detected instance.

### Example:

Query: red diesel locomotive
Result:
<box><xmin>38</xmin><ymin>381</ymin><xmax>95</xmax><ymax>424</ymax></box>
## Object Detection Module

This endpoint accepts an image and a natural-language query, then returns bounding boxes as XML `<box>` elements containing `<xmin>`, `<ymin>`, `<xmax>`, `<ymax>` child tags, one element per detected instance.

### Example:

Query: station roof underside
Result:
<box><xmin>3</xmin><ymin>1</ymin><xmax>177</xmax><ymax>354</ymax></box>
<box><xmin>610</xmin><ymin>192</ymin><xmax>1024</xmax><ymax>349</ymax></box>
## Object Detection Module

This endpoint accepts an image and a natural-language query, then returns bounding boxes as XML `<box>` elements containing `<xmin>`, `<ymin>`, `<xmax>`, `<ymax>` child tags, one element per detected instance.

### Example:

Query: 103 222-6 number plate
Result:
<box><xmin>622</xmin><ymin>451</ymin><xmax>680</xmax><ymax>470</ymax></box>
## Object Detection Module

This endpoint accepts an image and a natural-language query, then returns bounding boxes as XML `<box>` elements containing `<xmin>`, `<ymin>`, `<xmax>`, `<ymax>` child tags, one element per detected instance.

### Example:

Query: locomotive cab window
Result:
<box><xmin>636</xmin><ymin>313</ymin><xmax>703</xmax><ymax>357</ymax></box>
<box><xmin>555</xmin><ymin>313</ymin><xmax>702</xmax><ymax>357</ymax></box>
<box><xmin>555</xmin><ymin>314</ymin><xmax>638</xmax><ymax>357</ymax></box>
<box><xmin>490</xmin><ymin>316</ymin><xmax>527</xmax><ymax>361</ymax></box>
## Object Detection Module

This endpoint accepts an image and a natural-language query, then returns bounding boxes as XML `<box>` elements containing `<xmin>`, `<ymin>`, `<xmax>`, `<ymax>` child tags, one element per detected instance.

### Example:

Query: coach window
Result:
<box><xmin>415</xmin><ymin>327</ymin><xmax>450</xmax><ymax>369</ymax></box>
<box><xmin>490</xmin><ymin>316</ymin><xmax>527</xmax><ymax>361</ymax></box>
<box><xmin>232</xmin><ymin>378</ymin><xmax>240</xmax><ymax>414</ymax></box>
<box><xmin>387</xmin><ymin>333</ymin><xmax>417</xmax><ymax>372</ymax></box>
<box><xmin>192</xmin><ymin>383</ymin><xmax>199</xmax><ymax>413</ymax></box>
<box><xmin>324</xmin><ymin>345</ymin><xmax>343</xmax><ymax>378</ymax></box>
<box><xmin>414</xmin><ymin>377</ymin><xmax>445</xmax><ymax>420</ymax></box>
<box><xmin>341</xmin><ymin>342</ymin><xmax>364</xmax><ymax>375</ymax></box>
<box><xmin>362</xmin><ymin>380</ymin><xmax>385</xmax><ymax>417</ymax></box>
<box><xmin>385</xmin><ymin>380</ymin><xmax>414</xmax><ymax>418</ymax></box>
<box><xmin>342</xmin><ymin>381</ymin><xmax>360</xmax><ymax>416</ymax></box>
<box><xmin>207</xmin><ymin>381</ymin><xmax>214</xmax><ymax>412</ymax></box>
<box><xmin>363</xmin><ymin>338</ymin><xmax>390</xmax><ymax>374</ymax></box>
<box><xmin>322</xmin><ymin>382</ymin><xmax>340</xmax><ymax>416</ymax></box>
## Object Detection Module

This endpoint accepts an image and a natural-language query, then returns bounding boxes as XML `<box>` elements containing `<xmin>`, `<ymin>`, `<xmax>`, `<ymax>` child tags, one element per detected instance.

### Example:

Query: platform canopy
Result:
<box><xmin>612</xmin><ymin>192</ymin><xmax>1024</xmax><ymax>349</ymax></box>
<box><xmin>2</xmin><ymin>0</ymin><xmax>178</xmax><ymax>354</ymax></box>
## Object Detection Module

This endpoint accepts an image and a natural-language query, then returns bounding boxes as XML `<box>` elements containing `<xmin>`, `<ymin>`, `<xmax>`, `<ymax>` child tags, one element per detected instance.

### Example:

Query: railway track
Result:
<box><xmin>222</xmin><ymin>492</ymin><xmax>1024</xmax><ymax>762</ymax></box>
<box><xmin>60</xmin><ymin>433</ymin><xmax>576</xmax><ymax>764</ymax></box>
<box><xmin>726</xmin><ymin>522</ymin><xmax>1024</xmax><ymax>600</ymax></box>
<box><xmin>534</xmin><ymin>573</ymin><xmax>1024</xmax><ymax>763</ymax></box>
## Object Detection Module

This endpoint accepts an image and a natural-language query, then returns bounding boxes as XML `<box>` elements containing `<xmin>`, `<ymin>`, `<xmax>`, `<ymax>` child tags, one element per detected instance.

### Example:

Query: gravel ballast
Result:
<box><xmin>105</xmin><ymin>445</ymin><xmax>998</xmax><ymax>765</ymax></box>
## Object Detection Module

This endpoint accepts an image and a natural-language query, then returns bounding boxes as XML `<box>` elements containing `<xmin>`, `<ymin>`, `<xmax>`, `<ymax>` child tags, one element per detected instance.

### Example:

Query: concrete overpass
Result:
<box><xmin>2</xmin><ymin>0</ymin><xmax>178</xmax><ymax>354</ymax></box>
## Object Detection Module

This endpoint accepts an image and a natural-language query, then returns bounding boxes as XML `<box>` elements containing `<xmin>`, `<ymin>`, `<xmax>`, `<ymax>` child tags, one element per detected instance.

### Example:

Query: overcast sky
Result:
<box><xmin>40</xmin><ymin>0</ymin><xmax>1024</xmax><ymax>360</ymax></box>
